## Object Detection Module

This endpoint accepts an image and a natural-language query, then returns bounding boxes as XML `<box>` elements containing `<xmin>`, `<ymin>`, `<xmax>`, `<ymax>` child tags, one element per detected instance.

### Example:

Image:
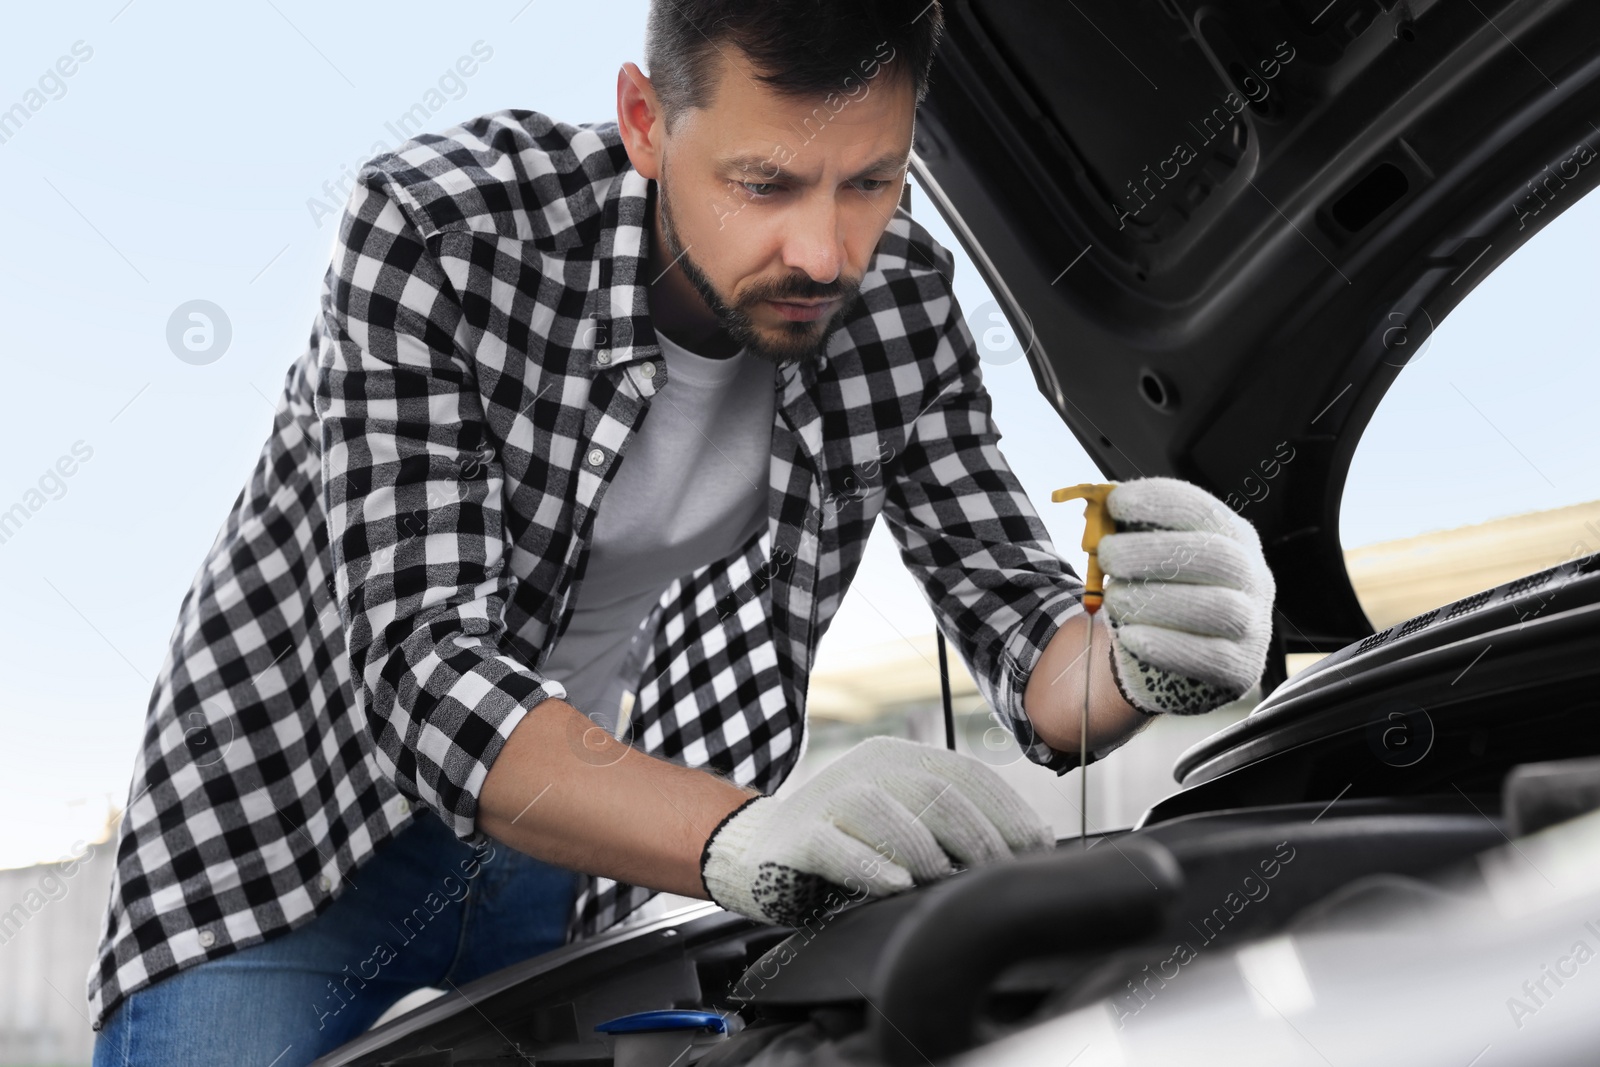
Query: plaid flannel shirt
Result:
<box><xmin>88</xmin><ymin>107</ymin><xmax>1088</xmax><ymax>1029</ymax></box>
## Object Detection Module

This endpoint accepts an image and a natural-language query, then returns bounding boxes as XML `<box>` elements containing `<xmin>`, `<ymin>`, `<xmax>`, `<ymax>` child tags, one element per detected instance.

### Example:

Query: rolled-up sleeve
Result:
<box><xmin>313</xmin><ymin>167</ymin><xmax>565</xmax><ymax>843</ymax></box>
<box><xmin>880</xmin><ymin>289</ymin><xmax>1099</xmax><ymax>775</ymax></box>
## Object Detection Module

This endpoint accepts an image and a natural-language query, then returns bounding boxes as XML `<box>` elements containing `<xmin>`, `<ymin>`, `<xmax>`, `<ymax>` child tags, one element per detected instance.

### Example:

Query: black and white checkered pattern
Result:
<box><xmin>88</xmin><ymin>108</ymin><xmax>1087</xmax><ymax>1028</ymax></box>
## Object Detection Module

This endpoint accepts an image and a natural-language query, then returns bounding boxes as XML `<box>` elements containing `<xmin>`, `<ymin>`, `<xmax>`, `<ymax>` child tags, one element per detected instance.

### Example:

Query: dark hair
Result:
<box><xmin>644</xmin><ymin>0</ymin><xmax>944</xmax><ymax>133</ymax></box>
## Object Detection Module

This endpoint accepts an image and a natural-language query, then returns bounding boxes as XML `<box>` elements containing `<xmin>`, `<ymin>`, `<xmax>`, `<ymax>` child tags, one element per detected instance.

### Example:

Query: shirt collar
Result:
<box><xmin>581</xmin><ymin>159</ymin><xmax>661</xmax><ymax>373</ymax></box>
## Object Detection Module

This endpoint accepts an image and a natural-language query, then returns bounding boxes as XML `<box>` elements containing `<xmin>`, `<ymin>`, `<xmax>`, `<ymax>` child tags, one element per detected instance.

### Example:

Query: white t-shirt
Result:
<box><xmin>538</xmin><ymin>329</ymin><xmax>775</xmax><ymax>730</ymax></box>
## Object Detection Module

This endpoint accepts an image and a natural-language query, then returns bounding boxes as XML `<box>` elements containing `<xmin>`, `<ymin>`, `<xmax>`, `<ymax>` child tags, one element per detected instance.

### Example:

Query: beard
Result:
<box><xmin>655</xmin><ymin>156</ymin><xmax>861</xmax><ymax>368</ymax></box>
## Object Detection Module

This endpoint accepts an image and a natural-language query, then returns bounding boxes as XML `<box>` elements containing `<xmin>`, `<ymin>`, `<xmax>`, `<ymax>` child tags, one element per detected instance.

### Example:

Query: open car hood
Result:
<box><xmin>909</xmin><ymin>0</ymin><xmax>1600</xmax><ymax>650</ymax></box>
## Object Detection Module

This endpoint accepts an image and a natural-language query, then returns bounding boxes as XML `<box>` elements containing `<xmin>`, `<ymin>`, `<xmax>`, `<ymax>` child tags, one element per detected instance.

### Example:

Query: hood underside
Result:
<box><xmin>911</xmin><ymin>0</ymin><xmax>1600</xmax><ymax>650</ymax></box>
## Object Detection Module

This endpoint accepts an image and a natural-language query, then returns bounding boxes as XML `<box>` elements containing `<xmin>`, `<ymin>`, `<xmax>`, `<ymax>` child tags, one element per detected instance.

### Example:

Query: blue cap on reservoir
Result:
<box><xmin>595</xmin><ymin>1010</ymin><xmax>730</xmax><ymax>1035</ymax></box>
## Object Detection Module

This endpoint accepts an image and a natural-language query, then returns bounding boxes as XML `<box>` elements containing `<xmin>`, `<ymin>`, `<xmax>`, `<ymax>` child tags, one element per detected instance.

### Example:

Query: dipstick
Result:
<box><xmin>1051</xmin><ymin>483</ymin><xmax>1117</xmax><ymax>850</ymax></box>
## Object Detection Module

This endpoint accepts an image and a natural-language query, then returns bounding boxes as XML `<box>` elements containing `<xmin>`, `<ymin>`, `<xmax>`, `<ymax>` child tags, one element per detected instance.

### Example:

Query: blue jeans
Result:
<box><xmin>92</xmin><ymin>813</ymin><xmax>579</xmax><ymax>1066</ymax></box>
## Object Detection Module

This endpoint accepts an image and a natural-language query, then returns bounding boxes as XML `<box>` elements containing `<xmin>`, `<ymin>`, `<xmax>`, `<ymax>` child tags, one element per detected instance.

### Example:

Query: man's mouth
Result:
<box><xmin>766</xmin><ymin>298</ymin><xmax>839</xmax><ymax>323</ymax></box>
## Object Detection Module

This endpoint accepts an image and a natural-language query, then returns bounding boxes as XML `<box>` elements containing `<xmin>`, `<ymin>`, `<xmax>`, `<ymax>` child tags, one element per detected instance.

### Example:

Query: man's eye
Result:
<box><xmin>740</xmin><ymin>181</ymin><xmax>779</xmax><ymax>198</ymax></box>
<box><xmin>854</xmin><ymin>178</ymin><xmax>891</xmax><ymax>193</ymax></box>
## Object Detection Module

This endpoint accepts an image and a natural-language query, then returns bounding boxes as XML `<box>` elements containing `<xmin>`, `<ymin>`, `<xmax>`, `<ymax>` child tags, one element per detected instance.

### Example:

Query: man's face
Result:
<box><xmin>642</xmin><ymin>48</ymin><xmax>917</xmax><ymax>366</ymax></box>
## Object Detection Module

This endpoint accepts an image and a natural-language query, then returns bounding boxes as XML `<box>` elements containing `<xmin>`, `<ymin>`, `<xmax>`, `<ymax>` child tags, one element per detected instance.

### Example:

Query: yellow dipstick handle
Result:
<box><xmin>1051</xmin><ymin>483</ymin><xmax>1117</xmax><ymax>614</ymax></box>
<box><xmin>1052</xmin><ymin>482</ymin><xmax>1116</xmax><ymax>851</ymax></box>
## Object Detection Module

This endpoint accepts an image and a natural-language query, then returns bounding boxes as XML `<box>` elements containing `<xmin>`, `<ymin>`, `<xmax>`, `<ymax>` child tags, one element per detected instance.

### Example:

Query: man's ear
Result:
<box><xmin>617</xmin><ymin>62</ymin><xmax>664</xmax><ymax>180</ymax></box>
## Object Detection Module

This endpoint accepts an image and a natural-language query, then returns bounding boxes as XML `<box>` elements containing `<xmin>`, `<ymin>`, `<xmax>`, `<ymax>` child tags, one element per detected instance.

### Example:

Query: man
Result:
<box><xmin>89</xmin><ymin>2</ymin><xmax>1276</xmax><ymax>1062</ymax></box>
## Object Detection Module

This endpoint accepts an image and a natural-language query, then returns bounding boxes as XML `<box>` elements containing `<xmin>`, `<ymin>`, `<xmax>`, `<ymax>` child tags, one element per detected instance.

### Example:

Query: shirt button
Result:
<box><xmin>587</xmin><ymin>447</ymin><xmax>606</xmax><ymax>467</ymax></box>
<box><xmin>198</xmin><ymin>929</ymin><xmax>216</xmax><ymax>948</ymax></box>
<box><xmin>596</xmin><ymin>350</ymin><xmax>612</xmax><ymax>365</ymax></box>
<box><xmin>397</xmin><ymin>798</ymin><xmax>410</xmax><ymax>815</ymax></box>
<box><xmin>639</xmin><ymin>361</ymin><xmax>656</xmax><ymax>378</ymax></box>
<box><xmin>318</xmin><ymin>874</ymin><xmax>333</xmax><ymax>892</ymax></box>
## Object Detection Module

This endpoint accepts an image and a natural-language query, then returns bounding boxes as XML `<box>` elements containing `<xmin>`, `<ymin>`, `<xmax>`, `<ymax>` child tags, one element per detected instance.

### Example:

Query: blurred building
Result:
<box><xmin>1345</xmin><ymin>498</ymin><xmax>1600</xmax><ymax>629</ymax></box>
<box><xmin>0</xmin><ymin>837</ymin><xmax>112</xmax><ymax>1066</ymax></box>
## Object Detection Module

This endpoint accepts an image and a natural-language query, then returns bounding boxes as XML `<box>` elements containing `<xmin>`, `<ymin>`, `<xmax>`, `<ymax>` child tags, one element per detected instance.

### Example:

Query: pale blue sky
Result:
<box><xmin>1</xmin><ymin>1</ymin><xmax>1595</xmax><ymax>867</ymax></box>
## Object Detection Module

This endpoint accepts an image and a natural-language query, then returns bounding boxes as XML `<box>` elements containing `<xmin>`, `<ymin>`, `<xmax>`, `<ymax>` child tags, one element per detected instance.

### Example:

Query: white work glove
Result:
<box><xmin>1098</xmin><ymin>477</ymin><xmax>1276</xmax><ymax>715</ymax></box>
<box><xmin>700</xmin><ymin>736</ymin><xmax>1053</xmax><ymax>926</ymax></box>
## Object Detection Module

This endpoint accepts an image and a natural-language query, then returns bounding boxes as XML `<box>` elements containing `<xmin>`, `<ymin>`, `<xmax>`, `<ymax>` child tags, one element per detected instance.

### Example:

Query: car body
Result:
<box><xmin>312</xmin><ymin>0</ymin><xmax>1600</xmax><ymax>1063</ymax></box>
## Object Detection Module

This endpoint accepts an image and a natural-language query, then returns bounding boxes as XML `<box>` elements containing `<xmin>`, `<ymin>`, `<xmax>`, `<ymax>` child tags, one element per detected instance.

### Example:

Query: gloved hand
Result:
<box><xmin>700</xmin><ymin>736</ymin><xmax>1053</xmax><ymax>926</ymax></box>
<box><xmin>1098</xmin><ymin>477</ymin><xmax>1276</xmax><ymax>715</ymax></box>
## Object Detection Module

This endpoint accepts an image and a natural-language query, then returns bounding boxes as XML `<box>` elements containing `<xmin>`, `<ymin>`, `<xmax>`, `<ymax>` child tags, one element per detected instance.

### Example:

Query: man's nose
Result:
<box><xmin>781</xmin><ymin>192</ymin><xmax>844</xmax><ymax>285</ymax></box>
